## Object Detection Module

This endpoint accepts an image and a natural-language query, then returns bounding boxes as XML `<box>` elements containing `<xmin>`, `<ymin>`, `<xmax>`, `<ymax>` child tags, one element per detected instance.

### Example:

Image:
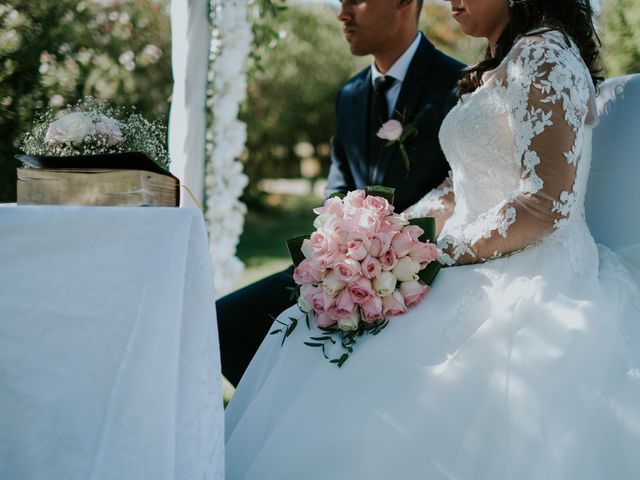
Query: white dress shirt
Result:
<box><xmin>370</xmin><ymin>33</ymin><xmax>422</xmax><ymax>116</ymax></box>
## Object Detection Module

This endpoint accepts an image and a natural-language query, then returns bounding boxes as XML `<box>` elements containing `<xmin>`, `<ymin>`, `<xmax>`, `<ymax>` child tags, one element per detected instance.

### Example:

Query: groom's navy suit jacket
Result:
<box><xmin>326</xmin><ymin>35</ymin><xmax>465</xmax><ymax>212</ymax></box>
<box><xmin>218</xmin><ymin>35</ymin><xmax>465</xmax><ymax>386</ymax></box>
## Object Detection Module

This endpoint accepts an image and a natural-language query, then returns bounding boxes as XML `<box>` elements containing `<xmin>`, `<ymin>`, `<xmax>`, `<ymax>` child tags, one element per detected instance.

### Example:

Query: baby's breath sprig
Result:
<box><xmin>20</xmin><ymin>96</ymin><xmax>170</xmax><ymax>170</ymax></box>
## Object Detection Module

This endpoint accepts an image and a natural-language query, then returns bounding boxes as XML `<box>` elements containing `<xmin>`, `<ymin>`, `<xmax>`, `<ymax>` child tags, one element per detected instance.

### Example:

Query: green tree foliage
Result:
<box><xmin>0</xmin><ymin>0</ymin><xmax>171</xmax><ymax>201</ymax></box>
<box><xmin>599</xmin><ymin>0</ymin><xmax>640</xmax><ymax>76</ymax></box>
<box><xmin>420</xmin><ymin>2</ymin><xmax>484</xmax><ymax>66</ymax></box>
<box><xmin>241</xmin><ymin>2</ymin><xmax>364</xmax><ymax>198</ymax></box>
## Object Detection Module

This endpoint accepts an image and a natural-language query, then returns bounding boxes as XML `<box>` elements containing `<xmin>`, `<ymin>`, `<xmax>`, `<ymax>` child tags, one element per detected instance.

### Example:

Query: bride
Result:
<box><xmin>226</xmin><ymin>0</ymin><xmax>640</xmax><ymax>478</ymax></box>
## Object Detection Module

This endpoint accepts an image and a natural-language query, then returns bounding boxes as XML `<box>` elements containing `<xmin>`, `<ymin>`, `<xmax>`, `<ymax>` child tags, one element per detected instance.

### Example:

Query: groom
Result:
<box><xmin>217</xmin><ymin>0</ymin><xmax>464</xmax><ymax>386</ymax></box>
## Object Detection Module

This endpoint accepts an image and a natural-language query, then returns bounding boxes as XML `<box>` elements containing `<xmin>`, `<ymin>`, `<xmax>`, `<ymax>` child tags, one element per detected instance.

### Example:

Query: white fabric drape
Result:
<box><xmin>168</xmin><ymin>0</ymin><xmax>210</xmax><ymax>207</ymax></box>
<box><xmin>0</xmin><ymin>206</ymin><xmax>224</xmax><ymax>480</ymax></box>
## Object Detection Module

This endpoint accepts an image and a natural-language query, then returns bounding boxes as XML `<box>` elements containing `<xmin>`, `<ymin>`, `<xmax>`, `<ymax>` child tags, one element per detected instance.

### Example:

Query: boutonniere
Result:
<box><xmin>376</xmin><ymin>118</ymin><xmax>418</xmax><ymax>172</ymax></box>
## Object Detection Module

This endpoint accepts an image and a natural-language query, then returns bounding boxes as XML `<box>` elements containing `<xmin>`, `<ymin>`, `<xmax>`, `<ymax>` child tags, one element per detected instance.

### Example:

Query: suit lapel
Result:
<box><xmin>372</xmin><ymin>35</ymin><xmax>436</xmax><ymax>185</ymax></box>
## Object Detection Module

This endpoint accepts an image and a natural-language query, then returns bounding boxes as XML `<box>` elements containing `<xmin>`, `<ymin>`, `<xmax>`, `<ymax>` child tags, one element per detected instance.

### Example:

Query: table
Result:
<box><xmin>0</xmin><ymin>205</ymin><xmax>224</xmax><ymax>480</ymax></box>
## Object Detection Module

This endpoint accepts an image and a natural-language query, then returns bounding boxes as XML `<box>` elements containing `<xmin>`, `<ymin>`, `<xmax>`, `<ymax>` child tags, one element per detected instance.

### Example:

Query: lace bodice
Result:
<box><xmin>405</xmin><ymin>30</ymin><xmax>598</xmax><ymax>265</ymax></box>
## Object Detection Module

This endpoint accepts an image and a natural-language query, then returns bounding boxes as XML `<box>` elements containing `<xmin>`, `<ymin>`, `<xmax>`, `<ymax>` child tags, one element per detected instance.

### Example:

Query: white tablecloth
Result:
<box><xmin>0</xmin><ymin>205</ymin><xmax>224</xmax><ymax>480</ymax></box>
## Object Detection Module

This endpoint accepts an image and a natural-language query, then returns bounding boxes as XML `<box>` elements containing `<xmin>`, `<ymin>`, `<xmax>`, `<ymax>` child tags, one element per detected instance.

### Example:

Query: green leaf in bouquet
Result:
<box><xmin>409</xmin><ymin>217</ymin><xmax>437</xmax><ymax>244</ymax></box>
<box><xmin>331</xmin><ymin>353</ymin><xmax>349</xmax><ymax>368</ymax></box>
<box><xmin>365</xmin><ymin>185</ymin><xmax>395</xmax><ymax>205</ymax></box>
<box><xmin>328</xmin><ymin>191</ymin><xmax>346</xmax><ymax>200</ymax></box>
<box><xmin>286</xmin><ymin>235</ymin><xmax>311</xmax><ymax>267</ymax></box>
<box><xmin>418</xmin><ymin>261</ymin><xmax>442</xmax><ymax>286</ymax></box>
<box><xmin>287</xmin><ymin>285</ymin><xmax>299</xmax><ymax>302</ymax></box>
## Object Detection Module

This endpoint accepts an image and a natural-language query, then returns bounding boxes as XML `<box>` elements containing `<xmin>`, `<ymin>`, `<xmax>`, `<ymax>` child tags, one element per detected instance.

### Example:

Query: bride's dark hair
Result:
<box><xmin>459</xmin><ymin>0</ymin><xmax>603</xmax><ymax>96</ymax></box>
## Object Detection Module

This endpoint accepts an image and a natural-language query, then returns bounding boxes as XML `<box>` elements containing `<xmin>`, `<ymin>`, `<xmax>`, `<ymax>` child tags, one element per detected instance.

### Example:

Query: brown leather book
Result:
<box><xmin>15</xmin><ymin>153</ymin><xmax>180</xmax><ymax>207</ymax></box>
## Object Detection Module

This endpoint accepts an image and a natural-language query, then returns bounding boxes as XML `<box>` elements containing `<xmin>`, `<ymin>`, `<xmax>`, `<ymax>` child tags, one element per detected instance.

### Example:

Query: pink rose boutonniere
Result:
<box><xmin>272</xmin><ymin>186</ymin><xmax>442</xmax><ymax>368</ymax></box>
<box><xmin>376</xmin><ymin>119</ymin><xmax>418</xmax><ymax>173</ymax></box>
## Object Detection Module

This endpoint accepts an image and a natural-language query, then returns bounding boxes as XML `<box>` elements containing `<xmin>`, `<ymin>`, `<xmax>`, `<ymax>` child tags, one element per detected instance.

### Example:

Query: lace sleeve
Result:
<box><xmin>402</xmin><ymin>175</ymin><xmax>455</xmax><ymax>235</ymax></box>
<box><xmin>440</xmin><ymin>32</ymin><xmax>597</xmax><ymax>266</ymax></box>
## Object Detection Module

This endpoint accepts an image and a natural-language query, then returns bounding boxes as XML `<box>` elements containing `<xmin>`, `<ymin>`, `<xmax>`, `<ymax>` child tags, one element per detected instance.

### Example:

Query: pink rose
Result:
<box><xmin>95</xmin><ymin>117</ymin><xmax>124</xmax><ymax>146</ymax></box>
<box><xmin>385</xmin><ymin>214</ymin><xmax>410</xmax><ymax>232</ymax></box>
<box><xmin>309</xmin><ymin>231</ymin><xmax>328</xmax><ymax>252</ymax></box>
<box><xmin>354</xmin><ymin>208</ymin><xmax>380</xmax><ymax>233</ymax></box>
<box><xmin>363</xmin><ymin>195</ymin><xmax>394</xmax><ymax>216</ymax></box>
<box><xmin>343</xmin><ymin>190</ymin><xmax>366</xmax><ymax>210</ymax></box>
<box><xmin>334</xmin><ymin>257</ymin><xmax>362</xmax><ymax>282</ymax></box>
<box><xmin>360</xmin><ymin>296</ymin><xmax>384</xmax><ymax>323</ymax></box>
<box><xmin>347</xmin><ymin>276</ymin><xmax>375</xmax><ymax>304</ymax></box>
<box><xmin>382</xmin><ymin>290</ymin><xmax>407</xmax><ymax>317</ymax></box>
<box><xmin>347</xmin><ymin>238</ymin><xmax>369</xmax><ymax>261</ymax></box>
<box><xmin>315</xmin><ymin>312</ymin><xmax>337</xmax><ymax>328</ymax></box>
<box><xmin>409</xmin><ymin>242</ymin><xmax>438</xmax><ymax>265</ymax></box>
<box><xmin>309</xmin><ymin>288</ymin><xmax>336</xmax><ymax>314</ymax></box>
<box><xmin>390</xmin><ymin>231</ymin><xmax>415</xmax><ymax>257</ymax></box>
<box><xmin>302</xmin><ymin>284</ymin><xmax>321</xmax><ymax>307</ymax></box>
<box><xmin>376</xmin><ymin>119</ymin><xmax>403</xmax><ymax>142</ymax></box>
<box><xmin>380</xmin><ymin>248</ymin><xmax>398</xmax><ymax>271</ymax></box>
<box><xmin>369</xmin><ymin>232</ymin><xmax>394</xmax><ymax>257</ymax></box>
<box><xmin>293</xmin><ymin>260</ymin><xmax>322</xmax><ymax>285</ymax></box>
<box><xmin>328</xmin><ymin>289</ymin><xmax>356</xmax><ymax>319</ymax></box>
<box><xmin>399</xmin><ymin>280</ymin><xmax>430</xmax><ymax>307</ymax></box>
<box><xmin>377</xmin><ymin>218</ymin><xmax>396</xmax><ymax>233</ymax></box>
<box><xmin>402</xmin><ymin>224</ymin><xmax>424</xmax><ymax>241</ymax></box>
<box><xmin>361</xmin><ymin>255</ymin><xmax>382</xmax><ymax>280</ymax></box>
<box><xmin>313</xmin><ymin>197</ymin><xmax>344</xmax><ymax>217</ymax></box>
<box><xmin>309</xmin><ymin>249</ymin><xmax>341</xmax><ymax>272</ymax></box>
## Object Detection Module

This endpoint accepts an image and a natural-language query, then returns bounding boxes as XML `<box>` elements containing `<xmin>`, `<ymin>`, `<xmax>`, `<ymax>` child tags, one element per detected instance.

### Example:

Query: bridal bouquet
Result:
<box><xmin>272</xmin><ymin>187</ymin><xmax>441</xmax><ymax>367</ymax></box>
<box><xmin>20</xmin><ymin>96</ymin><xmax>170</xmax><ymax>169</ymax></box>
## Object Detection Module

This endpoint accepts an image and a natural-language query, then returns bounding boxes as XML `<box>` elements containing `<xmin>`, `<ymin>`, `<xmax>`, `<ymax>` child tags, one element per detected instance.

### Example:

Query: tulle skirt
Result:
<box><xmin>225</xmin><ymin>229</ymin><xmax>640</xmax><ymax>479</ymax></box>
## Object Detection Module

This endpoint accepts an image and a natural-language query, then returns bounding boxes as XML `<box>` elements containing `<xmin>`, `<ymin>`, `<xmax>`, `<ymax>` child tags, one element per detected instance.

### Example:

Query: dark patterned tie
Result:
<box><xmin>368</xmin><ymin>75</ymin><xmax>396</xmax><ymax>183</ymax></box>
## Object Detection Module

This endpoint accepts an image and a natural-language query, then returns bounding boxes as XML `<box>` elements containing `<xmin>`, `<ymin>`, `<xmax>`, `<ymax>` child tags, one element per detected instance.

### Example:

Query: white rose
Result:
<box><xmin>372</xmin><ymin>271</ymin><xmax>397</xmax><ymax>297</ymax></box>
<box><xmin>338</xmin><ymin>310</ymin><xmax>360</xmax><ymax>332</ymax></box>
<box><xmin>321</xmin><ymin>270</ymin><xmax>347</xmax><ymax>297</ymax></box>
<box><xmin>298</xmin><ymin>284</ymin><xmax>314</xmax><ymax>313</ymax></box>
<box><xmin>301</xmin><ymin>239</ymin><xmax>313</xmax><ymax>259</ymax></box>
<box><xmin>44</xmin><ymin>112</ymin><xmax>96</xmax><ymax>144</ymax></box>
<box><xmin>392</xmin><ymin>256</ymin><xmax>421</xmax><ymax>282</ymax></box>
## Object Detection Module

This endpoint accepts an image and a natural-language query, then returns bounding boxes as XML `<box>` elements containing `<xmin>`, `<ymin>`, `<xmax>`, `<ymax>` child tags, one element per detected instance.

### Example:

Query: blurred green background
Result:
<box><xmin>1</xmin><ymin>0</ymin><xmax>638</xmax><ymax>290</ymax></box>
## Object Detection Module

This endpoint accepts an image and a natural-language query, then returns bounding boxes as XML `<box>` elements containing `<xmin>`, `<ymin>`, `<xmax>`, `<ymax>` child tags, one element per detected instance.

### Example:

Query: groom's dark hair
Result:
<box><xmin>416</xmin><ymin>0</ymin><xmax>424</xmax><ymax>21</ymax></box>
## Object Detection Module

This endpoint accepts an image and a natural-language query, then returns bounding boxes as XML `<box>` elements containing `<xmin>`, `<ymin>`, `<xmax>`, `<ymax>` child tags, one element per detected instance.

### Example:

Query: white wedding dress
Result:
<box><xmin>225</xmin><ymin>31</ymin><xmax>640</xmax><ymax>479</ymax></box>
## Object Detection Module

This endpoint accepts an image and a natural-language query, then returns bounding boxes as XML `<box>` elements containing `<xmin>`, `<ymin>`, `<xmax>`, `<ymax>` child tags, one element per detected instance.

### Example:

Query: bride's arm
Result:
<box><xmin>402</xmin><ymin>175</ymin><xmax>455</xmax><ymax>236</ymax></box>
<box><xmin>440</xmin><ymin>33</ymin><xmax>597</xmax><ymax>266</ymax></box>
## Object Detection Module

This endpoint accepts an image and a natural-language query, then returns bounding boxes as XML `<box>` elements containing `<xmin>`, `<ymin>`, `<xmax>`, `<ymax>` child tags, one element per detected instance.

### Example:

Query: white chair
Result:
<box><xmin>587</xmin><ymin>73</ymin><xmax>640</xmax><ymax>249</ymax></box>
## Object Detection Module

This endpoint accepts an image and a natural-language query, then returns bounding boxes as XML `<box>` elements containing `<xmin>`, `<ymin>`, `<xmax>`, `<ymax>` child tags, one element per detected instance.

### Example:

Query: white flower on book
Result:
<box><xmin>44</xmin><ymin>112</ymin><xmax>96</xmax><ymax>145</ymax></box>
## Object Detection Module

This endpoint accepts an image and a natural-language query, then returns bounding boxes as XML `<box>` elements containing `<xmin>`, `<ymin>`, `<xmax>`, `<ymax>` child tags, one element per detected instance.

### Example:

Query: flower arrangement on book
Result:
<box><xmin>20</xmin><ymin>96</ymin><xmax>169</xmax><ymax>170</ymax></box>
<box><xmin>16</xmin><ymin>97</ymin><xmax>177</xmax><ymax>207</ymax></box>
<box><xmin>272</xmin><ymin>186</ymin><xmax>441</xmax><ymax>367</ymax></box>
